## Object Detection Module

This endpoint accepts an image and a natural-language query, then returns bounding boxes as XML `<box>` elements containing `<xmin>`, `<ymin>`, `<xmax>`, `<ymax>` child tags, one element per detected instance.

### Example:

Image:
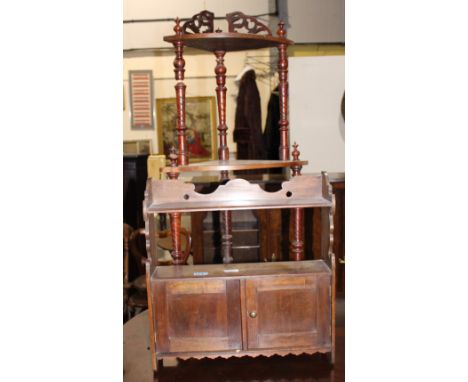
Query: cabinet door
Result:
<box><xmin>244</xmin><ymin>275</ymin><xmax>330</xmax><ymax>350</ymax></box>
<box><xmin>154</xmin><ymin>279</ymin><xmax>242</xmax><ymax>353</ymax></box>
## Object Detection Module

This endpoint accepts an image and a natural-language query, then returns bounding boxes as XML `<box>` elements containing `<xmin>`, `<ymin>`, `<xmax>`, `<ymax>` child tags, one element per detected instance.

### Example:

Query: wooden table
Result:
<box><xmin>123</xmin><ymin>310</ymin><xmax>153</xmax><ymax>382</ymax></box>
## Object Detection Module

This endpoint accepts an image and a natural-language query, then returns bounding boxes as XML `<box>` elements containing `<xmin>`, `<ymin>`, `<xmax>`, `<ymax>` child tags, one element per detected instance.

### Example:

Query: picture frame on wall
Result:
<box><xmin>156</xmin><ymin>96</ymin><xmax>217</xmax><ymax>162</ymax></box>
<box><xmin>128</xmin><ymin>70</ymin><xmax>154</xmax><ymax>130</ymax></box>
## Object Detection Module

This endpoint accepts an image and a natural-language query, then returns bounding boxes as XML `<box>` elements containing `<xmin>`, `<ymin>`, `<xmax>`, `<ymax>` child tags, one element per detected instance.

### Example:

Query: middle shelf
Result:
<box><xmin>161</xmin><ymin>159</ymin><xmax>309</xmax><ymax>174</ymax></box>
<box><xmin>145</xmin><ymin>173</ymin><xmax>332</xmax><ymax>214</ymax></box>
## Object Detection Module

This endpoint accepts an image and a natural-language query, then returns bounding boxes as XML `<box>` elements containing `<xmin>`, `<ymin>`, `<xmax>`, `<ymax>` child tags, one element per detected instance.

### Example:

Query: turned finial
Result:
<box><xmin>174</xmin><ymin>17</ymin><xmax>182</xmax><ymax>35</ymax></box>
<box><xmin>169</xmin><ymin>146</ymin><xmax>178</xmax><ymax>166</ymax></box>
<box><xmin>291</xmin><ymin>142</ymin><xmax>302</xmax><ymax>176</ymax></box>
<box><xmin>167</xmin><ymin>146</ymin><xmax>179</xmax><ymax>179</ymax></box>
<box><xmin>292</xmin><ymin>142</ymin><xmax>300</xmax><ymax>160</ymax></box>
<box><xmin>277</xmin><ymin>20</ymin><xmax>286</xmax><ymax>38</ymax></box>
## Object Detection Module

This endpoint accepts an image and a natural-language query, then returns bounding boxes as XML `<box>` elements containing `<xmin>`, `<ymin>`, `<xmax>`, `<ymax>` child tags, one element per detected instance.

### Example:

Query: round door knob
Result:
<box><xmin>249</xmin><ymin>311</ymin><xmax>257</xmax><ymax>318</ymax></box>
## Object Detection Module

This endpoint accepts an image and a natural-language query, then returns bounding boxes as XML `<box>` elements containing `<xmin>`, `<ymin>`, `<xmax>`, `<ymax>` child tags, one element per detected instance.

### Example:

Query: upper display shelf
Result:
<box><xmin>164</xmin><ymin>32</ymin><xmax>292</xmax><ymax>52</ymax></box>
<box><xmin>163</xmin><ymin>10</ymin><xmax>293</xmax><ymax>53</ymax></box>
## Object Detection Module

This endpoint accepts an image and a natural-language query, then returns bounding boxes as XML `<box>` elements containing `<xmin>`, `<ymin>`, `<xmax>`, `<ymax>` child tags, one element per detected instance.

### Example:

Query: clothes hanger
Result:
<box><xmin>234</xmin><ymin>64</ymin><xmax>255</xmax><ymax>84</ymax></box>
<box><xmin>234</xmin><ymin>55</ymin><xmax>280</xmax><ymax>91</ymax></box>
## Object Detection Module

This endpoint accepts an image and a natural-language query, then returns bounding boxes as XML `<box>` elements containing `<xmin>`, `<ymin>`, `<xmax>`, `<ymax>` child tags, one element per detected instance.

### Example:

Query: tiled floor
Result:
<box><xmin>124</xmin><ymin>295</ymin><xmax>344</xmax><ymax>382</ymax></box>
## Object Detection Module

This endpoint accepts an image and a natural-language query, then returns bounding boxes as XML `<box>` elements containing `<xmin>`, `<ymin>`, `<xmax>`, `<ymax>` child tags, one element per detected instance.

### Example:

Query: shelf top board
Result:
<box><xmin>164</xmin><ymin>32</ymin><xmax>293</xmax><ymax>52</ymax></box>
<box><xmin>152</xmin><ymin>260</ymin><xmax>330</xmax><ymax>281</ymax></box>
<box><xmin>144</xmin><ymin>173</ymin><xmax>332</xmax><ymax>214</ymax></box>
<box><xmin>145</xmin><ymin>198</ymin><xmax>331</xmax><ymax>214</ymax></box>
<box><xmin>162</xmin><ymin>159</ymin><xmax>308</xmax><ymax>173</ymax></box>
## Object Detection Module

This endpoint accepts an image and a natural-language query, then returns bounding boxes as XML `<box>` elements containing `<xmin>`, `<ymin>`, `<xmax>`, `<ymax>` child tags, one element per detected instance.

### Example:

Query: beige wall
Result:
<box><xmin>289</xmin><ymin>55</ymin><xmax>345</xmax><ymax>173</ymax></box>
<box><xmin>124</xmin><ymin>0</ymin><xmax>276</xmax><ymax>50</ymax></box>
<box><xmin>283</xmin><ymin>0</ymin><xmax>344</xmax><ymax>43</ymax></box>
<box><xmin>123</xmin><ymin>49</ymin><xmax>276</xmax><ymax>155</ymax></box>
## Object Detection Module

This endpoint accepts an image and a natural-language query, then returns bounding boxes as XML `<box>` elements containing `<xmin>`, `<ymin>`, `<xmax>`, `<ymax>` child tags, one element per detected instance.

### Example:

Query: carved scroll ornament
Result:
<box><xmin>182</xmin><ymin>10</ymin><xmax>214</xmax><ymax>34</ymax></box>
<box><xmin>226</xmin><ymin>12</ymin><xmax>271</xmax><ymax>35</ymax></box>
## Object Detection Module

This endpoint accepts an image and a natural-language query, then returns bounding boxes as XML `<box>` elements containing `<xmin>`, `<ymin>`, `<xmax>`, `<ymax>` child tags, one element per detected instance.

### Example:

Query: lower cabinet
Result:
<box><xmin>151</xmin><ymin>261</ymin><xmax>333</xmax><ymax>363</ymax></box>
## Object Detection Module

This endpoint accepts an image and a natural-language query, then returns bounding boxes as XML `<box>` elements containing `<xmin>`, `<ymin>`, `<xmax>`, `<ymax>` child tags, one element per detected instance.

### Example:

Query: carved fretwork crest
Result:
<box><xmin>182</xmin><ymin>10</ymin><xmax>214</xmax><ymax>34</ymax></box>
<box><xmin>226</xmin><ymin>12</ymin><xmax>271</xmax><ymax>35</ymax></box>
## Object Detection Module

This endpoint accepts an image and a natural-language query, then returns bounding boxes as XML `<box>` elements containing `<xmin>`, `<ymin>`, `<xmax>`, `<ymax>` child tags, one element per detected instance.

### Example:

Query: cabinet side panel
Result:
<box><xmin>154</xmin><ymin>281</ymin><xmax>170</xmax><ymax>353</ymax></box>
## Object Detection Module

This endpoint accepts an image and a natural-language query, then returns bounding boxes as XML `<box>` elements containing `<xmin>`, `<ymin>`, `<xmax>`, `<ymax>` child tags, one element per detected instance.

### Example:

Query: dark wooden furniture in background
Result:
<box><xmin>123</xmin><ymin>223</ymin><xmax>133</xmax><ymax>320</ymax></box>
<box><xmin>122</xmin><ymin>226</ymin><xmax>149</xmax><ymax>321</ymax></box>
<box><xmin>142</xmin><ymin>10</ymin><xmax>338</xmax><ymax>374</ymax></box>
<box><xmin>123</xmin><ymin>154</ymin><xmax>149</xmax><ymax>229</ymax></box>
<box><xmin>124</xmin><ymin>225</ymin><xmax>193</xmax><ymax>321</ymax></box>
<box><xmin>191</xmin><ymin>210</ymin><xmax>259</xmax><ymax>263</ymax></box>
<box><xmin>314</xmin><ymin>174</ymin><xmax>345</xmax><ymax>293</ymax></box>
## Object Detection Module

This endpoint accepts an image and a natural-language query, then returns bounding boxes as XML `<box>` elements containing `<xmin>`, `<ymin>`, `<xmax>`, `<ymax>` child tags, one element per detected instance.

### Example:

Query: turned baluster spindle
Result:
<box><xmin>173</xmin><ymin>18</ymin><xmax>188</xmax><ymax>165</ymax></box>
<box><xmin>290</xmin><ymin>208</ymin><xmax>305</xmax><ymax>261</ymax></box>
<box><xmin>277</xmin><ymin>21</ymin><xmax>290</xmax><ymax>161</ymax></box>
<box><xmin>290</xmin><ymin>143</ymin><xmax>304</xmax><ymax>260</ymax></box>
<box><xmin>219</xmin><ymin>163</ymin><xmax>233</xmax><ymax>263</ymax></box>
<box><xmin>214</xmin><ymin>50</ymin><xmax>229</xmax><ymax>164</ymax></box>
<box><xmin>169</xmin><ymin>211</ymin><xmax>184</xmax><ymax>265</ymax></box>
<box><xmin>221</xmin><ymin>209</ymin><xmax>233</xmax><ymax>264</ymax></box>
<box><xmin>214</xmin><ymin>48</ymin><xmax>232</xmax><ymax>261</ymax></box>
<box><xmin>167</xmin><ymin>147</ymin><xmax>184</xmax><ymax>264</ymax></box>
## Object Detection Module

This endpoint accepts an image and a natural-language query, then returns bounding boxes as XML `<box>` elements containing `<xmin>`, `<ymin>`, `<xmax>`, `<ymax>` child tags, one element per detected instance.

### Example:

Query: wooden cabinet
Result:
<box><xmin>142</xmin><ymin>10</ymin><xmax>337</xmax><ymax>374</ymax></box>
<box><xmin>150</xmin><ymin>261</ymin><xmax>331</xmax><ymax>361</ymax></box>
<box><xmin>144</xmin><ymin>172</ymin><xmax>336</xmax><ymax>371</ymax></box>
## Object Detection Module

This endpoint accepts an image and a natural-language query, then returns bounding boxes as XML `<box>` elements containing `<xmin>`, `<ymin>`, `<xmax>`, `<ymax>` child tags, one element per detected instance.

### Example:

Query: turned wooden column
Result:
<box><xmin>290</xmin><ymin>143</ymin><xmax>304</xmax><ymax>260</ymax></box>
<box><xmin>220</xmin><ymin>169</ymin><xmax>233</xmax><ymax>263</ymax></box>
<box><xmin>214</xmin><ymin>48</ymin><xmax>233</xmax><ymax>263</ymax></box>
<box><xmin>214</xmin><ymin>49</ymin><xmax>230</xmax><ymax>164</ymax></box>
<box><xmin>277</xmin><ymin>21</ymin><xmax>290</xmax><ymax>161</ymax></box>
<box><xmin>172</xmin><ymin>19</ymin><xmax>188</xmax><ymax>165</ymax></box>
<box><xmin>220</xmin><ymin>209</ymin><xmax>233</xmax><ymax>264</ymax></box>
<box><xmin>167</xmin><ymin>147</ymin><xmax>184</xmax><ymax>264</ymax></box>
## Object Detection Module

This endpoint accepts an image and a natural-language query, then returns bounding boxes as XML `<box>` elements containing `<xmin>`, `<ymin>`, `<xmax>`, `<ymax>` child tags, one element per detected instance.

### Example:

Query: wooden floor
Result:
<box><xmin>124</xmin><ymin>295</ymin><xmax>344</xmax><ymax>382</ymax></box>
